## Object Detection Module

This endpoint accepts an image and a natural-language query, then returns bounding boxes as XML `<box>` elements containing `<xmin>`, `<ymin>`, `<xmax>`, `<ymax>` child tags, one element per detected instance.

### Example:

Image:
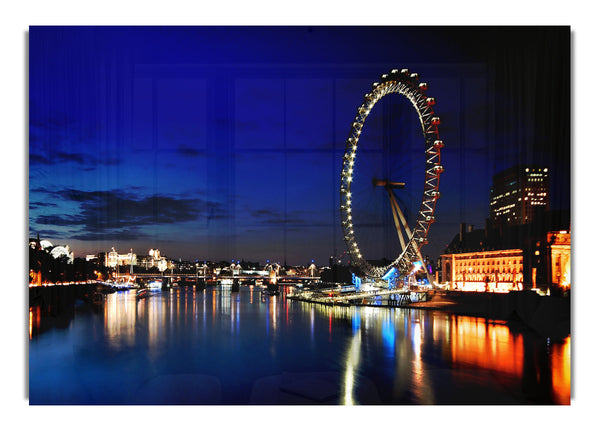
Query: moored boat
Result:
<box><xmin>147</xmin><ymin>280</ymin><xmax>163</xmax><ymax>291</ymax></box>
<box><xmin>99</xmin><ymin>275</ymin><xmax>136</xmax><ymax>291</ymax></box>
<box><xmin>136</xmin><ymin>288</ymin><xmax>150</xmax><ymax>299</ymax></box>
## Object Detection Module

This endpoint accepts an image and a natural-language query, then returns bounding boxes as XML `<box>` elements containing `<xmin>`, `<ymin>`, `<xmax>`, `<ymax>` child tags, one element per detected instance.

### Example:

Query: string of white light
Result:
<box><xmin>340</xmin><ymin>69</ymin><xmax>444</xmax><ymax>279</ymax></box>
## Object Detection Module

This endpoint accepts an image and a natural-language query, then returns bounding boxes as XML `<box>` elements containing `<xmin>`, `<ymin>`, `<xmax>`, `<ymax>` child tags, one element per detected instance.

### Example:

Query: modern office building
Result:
<box><xmin>489</xmin><ymin>165</ymin><xmax>549</xmax><ymax>227</ymax></box>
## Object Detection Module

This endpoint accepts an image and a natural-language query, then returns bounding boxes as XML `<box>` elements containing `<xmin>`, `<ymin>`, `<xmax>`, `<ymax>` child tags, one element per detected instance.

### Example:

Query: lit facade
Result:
<box><xmin>105</xmin><ymin>248</ymin><xmax>137</xmax><ymax>268</ymax></box>
<box><xmin>440</xmin><ymin>249</ymin><xmax>524</xmax><ymax>292</ymax></box>
<box><xmin>549</xmin><ymin>230</ymin><xmax>571</xmax><ymax>291</ymax></box>
<box><xmin>138</xmin><ymin>249</ymin><xmax>170</xmax><ymax>271</ymax></box>
<box><xmin>490</xmin><ymin>165</ymin><xmax>549</xmax><ymax>226</ymax></box>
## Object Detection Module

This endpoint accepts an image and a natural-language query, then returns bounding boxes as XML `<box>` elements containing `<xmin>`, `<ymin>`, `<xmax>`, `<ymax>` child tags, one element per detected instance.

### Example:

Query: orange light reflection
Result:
<box><xmin>451</xmin><ymin>316</ymin><xmax>523</xmax><ymax>375</ymax></box>
<box><xmin>551</xmin><ymin>337</ymin><xmax>571</xmax><ymax>405</ymax></box>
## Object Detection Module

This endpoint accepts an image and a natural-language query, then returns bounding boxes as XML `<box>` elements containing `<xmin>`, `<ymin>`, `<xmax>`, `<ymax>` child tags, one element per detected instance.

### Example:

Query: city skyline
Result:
<box><xmin>28</xmin><ymin>26</ymin><xmax>570</xmax><ymax>265</ymax></box>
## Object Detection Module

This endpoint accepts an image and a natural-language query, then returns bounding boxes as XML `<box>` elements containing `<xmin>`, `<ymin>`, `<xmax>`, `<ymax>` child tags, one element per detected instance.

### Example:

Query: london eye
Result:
<box><xmin>340</xmin><ymin>68</ymin><xmax>444</xmax><ymax>281</ymax></box>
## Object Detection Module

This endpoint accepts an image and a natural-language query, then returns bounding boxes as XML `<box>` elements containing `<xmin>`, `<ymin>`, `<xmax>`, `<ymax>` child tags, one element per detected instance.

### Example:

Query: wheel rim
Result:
<box><xmin>340</xmin><ymin>69</ymin><xmax>444</xmax><ymax>280</ymax></box>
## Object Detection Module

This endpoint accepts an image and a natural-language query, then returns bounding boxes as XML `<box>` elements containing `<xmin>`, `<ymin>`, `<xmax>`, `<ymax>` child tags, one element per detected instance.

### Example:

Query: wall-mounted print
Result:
<box><xmin>28</xmin><ymin>26</ymin><xmax>570</xmax><ymax>406</ymax></box>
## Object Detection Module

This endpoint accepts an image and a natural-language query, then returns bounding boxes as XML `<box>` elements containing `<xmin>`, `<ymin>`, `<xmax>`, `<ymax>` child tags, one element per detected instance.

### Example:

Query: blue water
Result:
<box><xmin>28</xmin><ymin>286</ymin><xmax>570</xmax><ymax>405</ymax></box>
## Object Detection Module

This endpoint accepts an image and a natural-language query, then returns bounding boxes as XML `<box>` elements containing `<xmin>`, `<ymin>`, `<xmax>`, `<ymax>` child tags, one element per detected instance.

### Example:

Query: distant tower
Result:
<box><xmin>489</xmin><ymin>165</ymin><xmax>549</xmax><ymax>226</ymax></box>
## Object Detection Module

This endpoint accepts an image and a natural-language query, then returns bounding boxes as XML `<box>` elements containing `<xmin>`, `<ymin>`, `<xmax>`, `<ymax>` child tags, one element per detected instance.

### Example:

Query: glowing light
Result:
<box><xmin>561</xmin><ymin>264</ymin><xmax>571</xmax><ymax>288</ymax></box>
<box><xmin>343</xmin><ymin>332</ymin><xmax>362</xmax><ymax>405</ymax></box>
<box><xmin>340</xmin><ymin>68</ymin><xmax>442</xmax><ymax>279</ymax></box>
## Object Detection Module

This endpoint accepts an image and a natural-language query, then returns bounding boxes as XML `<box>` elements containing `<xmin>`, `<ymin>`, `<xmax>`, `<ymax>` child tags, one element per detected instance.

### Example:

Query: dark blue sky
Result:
<box><xmin>28</xmin><ymin>26</ymin><xmax>570</xmax><ymax>265</ymax></box>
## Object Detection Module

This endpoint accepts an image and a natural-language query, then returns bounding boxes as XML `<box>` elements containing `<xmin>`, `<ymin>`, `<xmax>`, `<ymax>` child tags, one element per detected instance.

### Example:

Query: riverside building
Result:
<box><xmin>439</xmin><ymin>164</ymin><xmax>569</xmax><ymax>294</ymax></box>
<box><xmin>489</xmin><ymin>165</ymin><xmax>549</xmax><ymax>227</ymax></box>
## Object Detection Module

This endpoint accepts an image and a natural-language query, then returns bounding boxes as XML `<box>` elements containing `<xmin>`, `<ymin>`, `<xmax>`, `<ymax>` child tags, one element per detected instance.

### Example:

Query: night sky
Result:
<box><xmin>28</xmin><ymin>26</ymin><xmax>571</xmax><ymax>265</ymax></box>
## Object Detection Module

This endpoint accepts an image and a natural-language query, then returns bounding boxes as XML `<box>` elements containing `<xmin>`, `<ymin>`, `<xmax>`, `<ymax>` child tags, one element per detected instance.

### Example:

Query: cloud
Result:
<box><xmin>249</xmin><ymin>208</ymin><xmax>323</xmax><ymax>226</ymax></box>
<box><xmin>29</xmin><ymin>228</ymin><xmax>66</xmax><ymax>238</ymax></box>
<box><xmin>35</xmin><ymin>214</ymin><xmax>85</xmax><ymax>226</ymax></box>
<box><xmin>29</xmin><ymin>150</ymin><xmax>120</xmax><ymax>168</ymax></box>
<box><xmin>176</xmin><ymin>145</ymin><xmax>206</xmax><ymax>158</ymax></box>
<box><xmin>29</xmin><ymin>201</ymin><xmax>58</xmax><ymax>210</ymax></box>
<box><xmin>70</xmin><ymin>229</ymin><xmax>147</xmax><ymax>241</ymax></box>
<box><xmin>31</xmin><ymin>188</ymin><xmax>229</xmax><ymax>241</ymax></box>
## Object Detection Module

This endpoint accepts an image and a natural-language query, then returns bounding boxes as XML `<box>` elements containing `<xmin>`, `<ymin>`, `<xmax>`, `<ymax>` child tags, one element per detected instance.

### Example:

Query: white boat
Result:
<box><xmin>147</xmin><ymin>280</ymin><xmax>163</xmax><ymax>291</ymax></box>
<box><xmin>99</xmin><ymin>278</ymin><xmax>135</xmax><ymax>291</ymax></box>
<box><xmin>112</xmin><ymin>281</ymin><xmax>135</xmax><ymax>291</ymax></box>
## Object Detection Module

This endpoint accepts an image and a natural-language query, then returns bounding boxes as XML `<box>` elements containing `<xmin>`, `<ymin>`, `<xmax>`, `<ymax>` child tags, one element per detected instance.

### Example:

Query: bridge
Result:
<box><xmin>129</xmin><ymin>273</ymin><xmax>320</xmax><ymax>283</ymax></box>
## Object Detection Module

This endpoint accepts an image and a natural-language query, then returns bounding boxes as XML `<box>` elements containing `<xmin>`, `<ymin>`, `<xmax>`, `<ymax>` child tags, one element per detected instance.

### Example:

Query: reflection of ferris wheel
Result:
<box><xmin>340</xmin><ymin>68</ymin><xmax>444</xmax><ymax>280</ymax></box>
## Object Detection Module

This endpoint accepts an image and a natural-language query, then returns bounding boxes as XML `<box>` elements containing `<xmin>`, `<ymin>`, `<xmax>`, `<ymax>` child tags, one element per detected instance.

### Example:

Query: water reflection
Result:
<box><xmin>105</xmin><ymin>292</ymin><xmax>136</xmax><ymax>348</ymax></box>
<box><xmin>287</xmin><ymin>300</ymin><xmax>570</xmax><ymax>404</ymax></box>
<box><xmin>551</xmin><ymin>337</ymin><xmax>571</xmax><ymax>405</ymax></box>
<box><xmin>342</xmin><ymin>331</ymin><xmax>361</xmax><ymax>405</ymax></box>
<box><xmin>29</xmin><ymin>286</ymin><xmax>570</xmax><ymax>405</ymax></box>
<box><xmin>449</xmin><ymin>316</ymin><xmax>523</xmax><ymax>375</ymax></box>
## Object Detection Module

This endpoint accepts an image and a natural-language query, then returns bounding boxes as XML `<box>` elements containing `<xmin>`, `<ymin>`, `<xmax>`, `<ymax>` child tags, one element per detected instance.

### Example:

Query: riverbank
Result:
<box><xmin>288</xmin><ymin>289</ymin><xmax>570</xmax><ymax>339</ymax></box>
<box><xmin>407</xmin><ymin>290</ymin><xmax>570</xmax><ymax>338</ymax></box>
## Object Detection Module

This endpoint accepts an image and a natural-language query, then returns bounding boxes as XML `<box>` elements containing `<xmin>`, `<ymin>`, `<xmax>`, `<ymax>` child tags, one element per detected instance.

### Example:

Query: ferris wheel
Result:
<box><xmin>340</xmin><ymin>68</ymin><xmax>444</xmax><ymax>280</ymax></box>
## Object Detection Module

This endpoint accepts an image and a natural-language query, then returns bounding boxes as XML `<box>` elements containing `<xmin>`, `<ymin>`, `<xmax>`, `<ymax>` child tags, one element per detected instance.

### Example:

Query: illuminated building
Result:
<box><xmin>105</xmin><ymin>247</ymin><xmax>137</xmax><ymax>268</ymax></box>
<box><xmin>490</xmin><ymin>165</ymin><xmax>549</xmax><ymax>227</ymax></box>
<box><xmin>137</xmin><ymin>248</ymin><xmax>171</xmax><ymax>271</ymax></box>
<box><xmin>440</xmin><ymin>249</ymin><xmax>523</xmax><ymax>292</ymax></box>
<box><xmin>438</xmin><ymin>163</ymin><xmax>568</xmax><ymax>293</ymax></box>
<box><xmin>441</xmin><ymin>215</ymin><xmax>570</xmax><ymax>292</ymax></box>
<box><xmin>548</xmin><ymin>230</ymin><xmax>571</xmax><ymax>292</ymax></box>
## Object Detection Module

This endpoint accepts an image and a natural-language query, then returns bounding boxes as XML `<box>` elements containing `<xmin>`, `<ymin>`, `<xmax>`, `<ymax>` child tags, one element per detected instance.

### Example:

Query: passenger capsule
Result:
<box><xmin>418</xmin><ymin>82</ymin><xmax>428</xmax><ymax>91</ymax></box>
<box><xmin>410</xmin><ymin>73</ymin><xmax>419</xmax><ymax>80</ymax></box>
<box><xmin>431</xmin><ymin>117</ymin><xmax>441</xmax><ymax>125</ymax></box>
<box><xmin>433</xmin><ymin>140</ymin><xmax>444</xmax><ymax>149</ymax></box>
<box><xmin>400</xmin><ymin>68</ymin><xmax>409</xmax><ymax>75</ymax></box>
<box><xmin>426</xmin><ymin>97</ymin><xmax>436</xmax><ymax>106</ymax></box>
<box><xmin>433</xmin><ymin>164</ymin><xmax>445</xmax><ymax>174</ymax></box>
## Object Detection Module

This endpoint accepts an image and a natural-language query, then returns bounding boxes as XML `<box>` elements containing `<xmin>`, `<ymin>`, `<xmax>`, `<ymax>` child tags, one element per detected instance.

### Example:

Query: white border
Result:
<box><xmin>4</xmin><ymin>1</ymin><xmax>597</xmax><ymax>428</ymax></box>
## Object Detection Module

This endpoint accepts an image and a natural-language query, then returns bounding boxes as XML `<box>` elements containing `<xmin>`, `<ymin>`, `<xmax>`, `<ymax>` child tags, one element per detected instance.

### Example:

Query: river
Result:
<box><xmin>28</xmin><ymin>285</ymin><xmax>570</xmax><ymax>405</ymax></box>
